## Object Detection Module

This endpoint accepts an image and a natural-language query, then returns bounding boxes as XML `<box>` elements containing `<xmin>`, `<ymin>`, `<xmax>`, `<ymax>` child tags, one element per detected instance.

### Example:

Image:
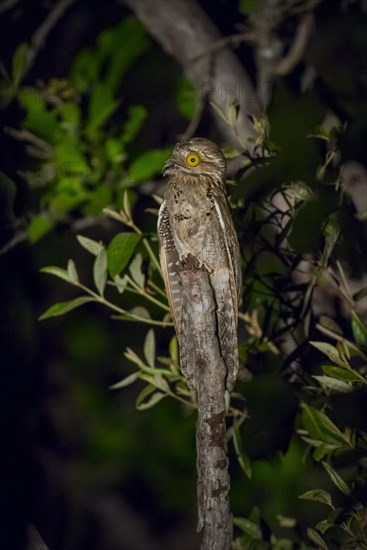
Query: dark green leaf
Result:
<box><xmin>121</xmin><ymin>105</ymin><xmax>147</xmax><ymax>144</ymax></box>
<box><xmin>233</xmin><ymin>421</ymin><xmax>252</xmax><ymax>478</ymax></box>
<box><xmin>302</xmin><ymin>405</ymin><xmax>350</xmax><ymax>447</ymax></box>
<box><xmin>351</xmin><ymin>311</ymin><xmax>367</xmax><ymax>347</ymax></box>
<box><xmin>39</xmin><ymin>297</ymin><xmax>94</xmax><ymax>320</ymax></box>
<box><xmin>175</xmin><ymin>77</ymin><xmax>196</xmax><ymax>120</ymax></box>
<box><xmin>97</xmin><ymin>18</ymin><xmax>151</xmax><ymax>94</ymax></box>
<box><xmin>28</xmin><ymin>214</ymin><xmax>54</xmax><ymax>243</ymax></box>
<box><xmin>353</xmin><ymin>287</ymin><xmax>367</xmax><ymax>302</ymax></box>
<box><xmin>54</xmin><ymin>137</ymin><xmax>89</xmax><ymax>173</ymax></box>
<box><xmin>239</xmin><ymin>0</ymin><xmax>257</xmax><ymax>14</ymax></box>
<box><xmin>107</xmin><ymin>233</ymin><xmax>141</xmax><ymax>277</ymax></box>
<box><xmin>321</xmin><ymin>365</ymin><xmax>365</xmax><ymax>383</ymax></box>
<box><xmin>71</xmin><ymin>48</ymin><xmax>100</xmax><ymax>91</ymax></box>
<box><xmin>86</xmin><ymin>84</ymin><xmax>118</xmax><ymax>137</ymax></box>
<box><xmin>128</xmin><ymin>147</ymin><xmax>172</xmax><ymax>183</ymax></box>
<box><xmin>12</xmin><ymin>42</ymin><xmax>29</xmax><ymax>86</ymax></box>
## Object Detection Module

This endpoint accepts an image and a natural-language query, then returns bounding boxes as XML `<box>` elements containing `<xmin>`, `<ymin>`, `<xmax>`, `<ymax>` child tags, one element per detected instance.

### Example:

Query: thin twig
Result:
<box><xmin>275</xmin><ymin>12</ymin><xmax>314</xmax><ymax>76</ymax></box>
<box><xmin>4</xmin><ymin>127</ymin><xmax>53</xmax><ymax>155</ymax></box>
<box><xmin>23</xmin><ymin>0</ymin><xmax>77</xmax><ymax>78</ymax></box>
<box><xmin>0</xmin><ymin>0</ymin><xmax>21</xmax><ymax>16</ymax></box>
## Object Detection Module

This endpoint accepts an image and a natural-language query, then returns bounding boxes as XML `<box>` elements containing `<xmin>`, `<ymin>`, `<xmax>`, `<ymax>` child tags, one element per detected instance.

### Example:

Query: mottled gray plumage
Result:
<box><xmin>158</xmin><ymin>137</ymin><xmax>241</xmax><ymax>390</ymax></box>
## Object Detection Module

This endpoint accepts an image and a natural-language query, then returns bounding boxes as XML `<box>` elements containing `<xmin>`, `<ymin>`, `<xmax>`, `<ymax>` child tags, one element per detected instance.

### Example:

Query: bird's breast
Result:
<box><xmin>164</xmin><ymin>176</ymin><xmax>227</xmax><ymax>268</ymax></box>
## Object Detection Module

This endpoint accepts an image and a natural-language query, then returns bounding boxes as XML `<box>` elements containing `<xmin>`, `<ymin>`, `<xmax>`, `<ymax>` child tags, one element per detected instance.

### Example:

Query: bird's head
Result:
<box><xmin>163</xmin><ymin>137</ymin><xmax>226</xmax><ymax>181</ymax></box>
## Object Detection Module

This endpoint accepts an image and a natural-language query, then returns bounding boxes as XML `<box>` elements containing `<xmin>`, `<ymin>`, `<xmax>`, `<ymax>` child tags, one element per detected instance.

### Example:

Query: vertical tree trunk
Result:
<box><xmin>180</xmin><ymin>269</ymin><xmax>232</xmax><ymax>550</ymax></box>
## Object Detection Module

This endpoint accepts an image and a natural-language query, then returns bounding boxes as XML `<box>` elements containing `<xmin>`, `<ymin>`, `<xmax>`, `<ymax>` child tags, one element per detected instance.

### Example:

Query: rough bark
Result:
<box><xmin>180</xmin><ymin>268</ymin><xmax>232</xmax><ymax>550</ymax></box>
<box><xmin>122</xmin><ymin>0</ymin><xmax>260</xmax><ymax>150</ymax></box>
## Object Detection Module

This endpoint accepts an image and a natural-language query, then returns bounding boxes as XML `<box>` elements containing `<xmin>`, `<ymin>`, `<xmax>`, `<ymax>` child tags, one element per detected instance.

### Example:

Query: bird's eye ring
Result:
<box><xmin>185</xmin><ymin>153</ymin><xmax>200</xmax><ymax>167</ymax></box>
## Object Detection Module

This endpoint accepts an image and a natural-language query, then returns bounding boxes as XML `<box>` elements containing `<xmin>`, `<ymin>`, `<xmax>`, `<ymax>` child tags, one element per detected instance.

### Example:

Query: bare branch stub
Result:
<box><xmin>180</xmin><ymin>267</ymin><xmax>232</xmax><ymax>550</ymax></box>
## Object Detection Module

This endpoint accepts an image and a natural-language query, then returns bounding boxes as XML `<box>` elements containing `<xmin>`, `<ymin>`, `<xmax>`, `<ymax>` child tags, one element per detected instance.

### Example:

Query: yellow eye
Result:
<box><xmin>185</xmin><ymin>153</ymin><xmax>200</xmax><ymax>167</ymax></box>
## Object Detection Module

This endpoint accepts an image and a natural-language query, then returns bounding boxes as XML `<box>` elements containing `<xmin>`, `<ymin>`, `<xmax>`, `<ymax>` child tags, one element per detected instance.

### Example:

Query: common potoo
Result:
<box><xmin>158</xmin><ymin>137</ymin><xmax>241</xmax><ymax>391</ymax></box>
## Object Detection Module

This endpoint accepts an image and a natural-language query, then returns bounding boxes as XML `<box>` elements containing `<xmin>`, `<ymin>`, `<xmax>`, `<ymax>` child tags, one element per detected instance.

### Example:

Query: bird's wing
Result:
<box><xmin>213</xmin><ymin>198</ymin><xmax>241</xmax><ymax>319</ymax></box>
<box><xmin>157</xmin><ymin>201</ymin><xmax>182</xmax><ymax>340</ymax></box>
<box><xmin>212</xmin><ymin>197</ymin><xmax>242</xmax><ymax>390</ymax></box>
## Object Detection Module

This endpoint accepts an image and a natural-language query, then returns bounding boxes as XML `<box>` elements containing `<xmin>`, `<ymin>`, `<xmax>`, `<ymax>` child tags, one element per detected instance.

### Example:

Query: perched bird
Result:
<box><xmin>158</xmin><ymin>137</ymin><xmax>241</xmax><ymax>391</ymax></box>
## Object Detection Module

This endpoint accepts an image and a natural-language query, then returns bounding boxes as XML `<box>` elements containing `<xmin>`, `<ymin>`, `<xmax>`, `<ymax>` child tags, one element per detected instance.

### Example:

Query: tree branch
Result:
<box><xmin>0</xmin><ymin>0</ymin><xmax>21</xmax><ymax>16</ymax></box>
<box><xmin>180</xmin><ymin>268</ymin><xmax>232</xmax><ymax>550</ymax></box>
<box><xmin>23</xmin><ymin>0</ymin><xmax>77</xmax><ymax>78</ymax></box>
<box><xmin>121</xmin><ymin>0</ymin><xmax>260</xmax><ymax>151</ymax></box>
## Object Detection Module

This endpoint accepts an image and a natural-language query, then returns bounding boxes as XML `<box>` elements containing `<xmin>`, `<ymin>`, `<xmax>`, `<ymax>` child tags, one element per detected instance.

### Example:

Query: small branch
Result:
<box><xmin>121</xmin><ymin>0</ymin><xmax>260</xmax><ymax>151</ymax></box>
<box><xmin>23</xmin><ymin>0</ymin><xmax>77</xmax><ymax>78</ymax></box>
<box><xmin>275</xmin><ymin>12</ymin><xmax>314</xmax><ymax>76</ymax></box>
<box><xmin>4</xmin><ymin>127</ymin><xmax>53</xmax><ymax>156</ymax></box>
<box><xmin>0</xmin><ymin>0</ymin><xmax>21</xmax><ymax>16</ymax></box>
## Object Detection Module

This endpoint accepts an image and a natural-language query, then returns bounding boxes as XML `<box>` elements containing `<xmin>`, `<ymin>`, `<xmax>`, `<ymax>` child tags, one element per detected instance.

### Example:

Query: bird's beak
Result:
<box><xmin>163</xmin><ymin>159</ymin><xmax>184</xmax><ymax>176</ymax></box>
<box><xmin>162</xmin><ymin>160</ymin><xmax>172</xmax><ymax>177</ymax></box>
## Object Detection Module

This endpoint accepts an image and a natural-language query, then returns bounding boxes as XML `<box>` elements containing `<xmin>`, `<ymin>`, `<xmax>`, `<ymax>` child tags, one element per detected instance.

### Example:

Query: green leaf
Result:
<box><xmin>93</xmin><ymin>247</ymin><xmax>107</xmax><ymax>296</ymax></box>
<box><xmin>313</xmin><ymin>442</ymin><xmax>340</xmax><ymax>462</ymax></box>
<box><xmin>77</xmin><ymin>235</ymin><xmax>104</xmax><ymax>256</ymax></box>
<box><xmin>41</xmin><ymin>266</ymin><xmax>73</xmax><ymax>283</ymax></box>
<box><xmin>307</xmin><ymin>527</ymin><xmax>329</xmax><ymax>550</ymax></box>
<box><xmin>59</xmin><ymin>102</ymin><xmax>81</xmax><ymax>124</ymax></box>
<box><xmin>107</xmin><ymin>233</ymin><xmax>141</xmax><ymax>277</ymax></box>
<box><xmin>67</xmin><ymin>259</ymin><xmax>79</xmax><ymax>283</ymax></box>
<box><xmin>315</xmin><ymin>508</ymin><xmax>342</xmax><ymax>534</ymax></box>
<box><xmin>129</xmin><ymin>253</ymin><xmax>144</xmax><ymax>287</ymax></box>
<box><xmin>310</xmin><ymin>341</ymin><xmax>348</xmax><ymax>367</ymax></box>
<box><xmin>24</xmin><ymin>107</ymin><xmax>59</xmax><ymax>142</ymax></box>
<box><xmin>299</xmin><ymin>489</ymin><xmax>334</xmax><ymax>508</ymax></box>
<box><xmin>353</xmin><ymin>287</ymin><xmax>367</xmax><ymax>302</ymax></box>
<box><xmin>321</xmin><ymin>365</ymin><xmax>365</xmax><ymax>383</ymax></box>
<box><xmin>351</xmin><ymin>311</ymin><xmax>367</xmax><ymax>347</ymax></box>
<box><xmin>233</xmin><ymin>421</ymin><xmax>252</xmax><ymax>478</ymax></box>
<box><xmin>97</xmin><ymin>18</ymin><xmax>151</xmax><ymax>94</ymax></box>
<box><xmin>83</xmin><ymin>185</ymin><xmax>112</xmax><ymax>216</ymax></box>
<box><xmin>12</xmin><ymin>42</ymin><xmax>29</xmax><ymax>86</ymax></box>
<box><xmin>169</xmin><ymin>335</ymin><xmax>178</xmax><ymax>362</ymax></box>
<box><xmin>313</xmin><ymin>375</ymin><xmax>352</xmax><ymax>393</ymax></box>
<box><xmin>315</xmin><ymin>519</ymin><xmax>334</xmax><ymax>535</ymax></box>
<box><xmin>128</xmin><ymin>147</ymin><xmax>172</xmax><ymax>183</ymax></box>
<box><xmin>109</xmin><ymin>371</ymin><xmax>140</xmax><ymax>389</ymax></box>
<box><xmin>71</xmin><ymin>48</ymin><xmax>99</xmax><ymax>91</ymax></box>
<box><xmin>322</xmin><ymin>462</ymin><xmax>350</xmax><ymax>495</ymax></box>
<box><xmin>121</xmin><ymin>105</ymin><xmax>147</xmax><ymax>144</ymax></box>
<box><xmin>233</xmin><ymin>517</ymin><xmax>262</xmax><ymax>540</ymax></box>
<box><xmin>28</xmin><ymin>214</ymin><xmax>54</xmax><ymax>243</ymax></box>
<box><xmin>86</xmin><ymin>84</ymin><xmax>118</xmax><ymax>137</ymax></box>
<box><xmin>114</xmin><ymin>274</ymin><xmax>128</xmax><ymax>294</ymax></box>
<box><xmin>175</xmin><ymin>77</ymin><xmax>196</xmax><ymax>120</ymax></box>
<box><xmin>239</xmin><ymin>0</ymin><xmax>257</xmax><ymax>15</ymax></box>
<box><xmin>54</xmin><ymin>137</ymin><xmax>89</xmax><ymax>174</ymax></box>
<box><xmin>39</xmin><ymin>297</ymin><xmax>94</xmax><ymax>320</ymax></box>
<box><xmin>301</xmin><ymin>405</ymin><xmax>350</xmax><ymax>447</ymax></box>
<box><xmin>136</xmin><ymin>390</ymin><xmax>166</xmax><ymax>410</ymax></box>
<box><xmin>144</xmin><ymin>329</ymin><xmax>156</xmax><ymax>368</ymax></box>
